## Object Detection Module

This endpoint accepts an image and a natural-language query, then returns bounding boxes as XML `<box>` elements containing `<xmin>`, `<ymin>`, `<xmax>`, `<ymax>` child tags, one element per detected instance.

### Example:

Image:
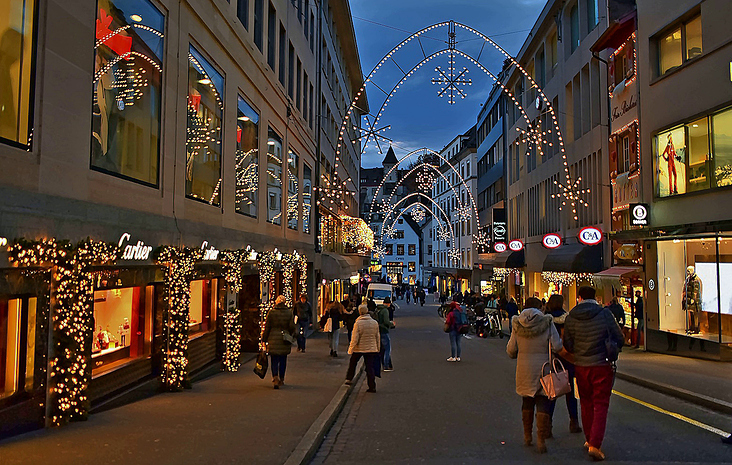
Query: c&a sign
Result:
<box><xmin>542</xmin><ymin>234</ymin><xmax>562</xmax><ymax>249</ymax></box>
<box><xmin>578</xmin><ymin>227</ymin><xmax>603</xmax><ymax>246</ymax></box>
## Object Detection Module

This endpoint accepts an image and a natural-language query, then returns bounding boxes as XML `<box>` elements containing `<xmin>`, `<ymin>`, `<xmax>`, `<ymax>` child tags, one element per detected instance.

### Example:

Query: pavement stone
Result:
<box><xmin>0</xmin><ymin>331</ymin><xmax>353</xmax><ymax>465</ymax></box>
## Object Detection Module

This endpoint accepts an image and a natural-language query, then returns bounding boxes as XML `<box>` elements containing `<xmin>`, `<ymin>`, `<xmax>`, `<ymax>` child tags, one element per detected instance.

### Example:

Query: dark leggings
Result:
<box><xmin>522</xmin><ymin>395</ymin><xmax>552</xmax><ymax>414</ymax></box>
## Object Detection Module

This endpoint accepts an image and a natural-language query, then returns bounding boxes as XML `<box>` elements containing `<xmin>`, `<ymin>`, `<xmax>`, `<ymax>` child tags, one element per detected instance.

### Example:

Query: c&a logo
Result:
<box><xmin>508</xmin><ymin>239</ymin><xmax>524</xmax><ymax>251</ymax></box>
<box><xmin>578</xmin><ymin>227</ymin><xmax>603</xmax><ymax>246</ymax></box>
<box><xmin>542</xmin><ymin>234</ymin><xmax>561</xmax><ymax>249</ymax></box>
<box><xmin>493</xmin><ymin>242</ymin><xmax>507</xmax><ymax>253</ymax></box>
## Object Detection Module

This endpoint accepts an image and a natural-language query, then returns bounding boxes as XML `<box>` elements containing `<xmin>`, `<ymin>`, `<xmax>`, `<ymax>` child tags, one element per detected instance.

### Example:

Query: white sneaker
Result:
<box><xmin>446</xmin><ymin>357</ymin><xmax>456</xmax><ymax>362</ymax></box>
<box><xmin>456</xmin><ymin>357</ymin><xmax>461</xmax><ymax>362</ymax></box>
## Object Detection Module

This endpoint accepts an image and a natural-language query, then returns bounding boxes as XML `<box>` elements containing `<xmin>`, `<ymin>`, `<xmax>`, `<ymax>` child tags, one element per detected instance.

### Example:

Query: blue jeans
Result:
<box><xmin>449</xmin><ymin>330</ymin><xmax>461</xmax><ymax>358</ymax></box>
<box><xmin>380</xmin><ymin>333</ymin><xmax>392</xmax><ymax>369</ymax></box>
<box><xmin>270</xmin><ymin>354</ymin><xmax>287</xmax><ymax>380</ymax></box>
<box><xmin>296</xmin><ymin>321</ymin><xmax>309</xmax><ymax>350</ymax></box>
<box><xmin>329</xmin><ymin>329</ymin><xmax>340</xmax><ymax>353</ymax></box>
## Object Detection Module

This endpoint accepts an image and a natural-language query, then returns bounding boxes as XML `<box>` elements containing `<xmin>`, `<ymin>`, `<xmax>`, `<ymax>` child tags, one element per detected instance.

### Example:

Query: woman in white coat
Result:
<box><xmin>345</xmin><ymin>304</ymin><xmax>380</xmax><ymax>392</ymax></box>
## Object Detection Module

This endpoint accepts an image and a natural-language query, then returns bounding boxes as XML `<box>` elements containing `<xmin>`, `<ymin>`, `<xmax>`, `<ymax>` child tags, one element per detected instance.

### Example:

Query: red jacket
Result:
<box><xmin>445</xmin><ymin>307</ymin><xmax>463</xmax><ymax>331</ymax></box>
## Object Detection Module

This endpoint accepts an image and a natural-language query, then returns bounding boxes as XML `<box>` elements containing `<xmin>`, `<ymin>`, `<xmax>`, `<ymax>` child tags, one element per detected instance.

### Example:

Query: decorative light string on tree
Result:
<box><xmin>256</xmin><ymin>250</ymin><xmax>277</xmax><ymax>351</ymax></box>
<box><xmin>493</xmin><ymin>267</ymin><xmax>522</xmax><ymax>279</ymax></box>
<box><xmin>342</xmin><ymin>216</ymin><xmax>374</xmax><ymax>253</ymax></box>
<box><xmin>541</xmin><ymin>271</ymin><xmax>594</xmax><ymax>287</ymax></box>
<box><xmin>220</xmin><ymin>250</ymin><xmax>245</xmax><ymax>372</ymax></box>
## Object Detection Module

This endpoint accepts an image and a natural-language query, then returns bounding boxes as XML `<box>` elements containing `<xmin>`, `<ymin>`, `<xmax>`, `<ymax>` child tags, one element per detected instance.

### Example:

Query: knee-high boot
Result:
<box><xmin>522</xmin><ymin>409</ymin><xmax>533</xmax><ymax>446</ymax></box>
<box><xmin>536</xmin><ymin>412</ymin><xmax>550</xmax><ymax>454</ymax></box>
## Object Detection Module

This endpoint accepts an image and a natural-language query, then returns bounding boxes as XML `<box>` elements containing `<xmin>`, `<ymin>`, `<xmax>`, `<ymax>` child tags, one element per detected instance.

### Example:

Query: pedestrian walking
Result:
<box><xmin>418</xmin><ymin>287</ymin><xmax>426</xmax><ymax>306</ymax></box>
<box><xmin>445</xmin><ymin>301</ymin><xmax>466</xmax><ymax>362</ymax></box>
<box><xmin>375</xmin><ymin>297</ymin><xmax>395</xmax><ymax>371</ymax></box>
<box><xmin>506</xmin><ymin>296</ymin><xmax>519</xmax><ymax>333</ymax></box>
<box><xmin>406</xmin><ymin>288</ymin><xmax>411</xmax><ymax>303</ymax></box>
<box><xmin>506</xmin><ymin>297</ymin><xmax>562</xmax><ymax>454</ymax></box>
<box><xmin>632</xmin><ymin>290</ymin><xmax>644</xmax><ymax>348</ymax></box>
<box><xmin>262</xmin><ymin>295</ymin><xmax>296</xmax><ymax>389</ymax></box>
<box><xmin>607</xmin><ymin>298</ymin><xmax>625</xmax><ymax>327</ymax></box>
<box><xmin>326</xmin><ymin>299</ymin><xmax>344</xmax><ymax>357</ymax></box>
<box><xmin>545</xmin><ymin>294</ymin><xmax>582</xmax><ymax>435</ymax></box>
<box><xmin>563</xmin><ymin>286</ymin><xmax>624</xmax><ymax>461</ymax></box>
<box><xmin>345</xmin><ymin>304</ymin><xmax>380</xmax><ymax>392</ymax></box>
<box><xmin>294</xmin><ymin>294</ymin><xmax>311</xmax><ymax>352</ymax></box>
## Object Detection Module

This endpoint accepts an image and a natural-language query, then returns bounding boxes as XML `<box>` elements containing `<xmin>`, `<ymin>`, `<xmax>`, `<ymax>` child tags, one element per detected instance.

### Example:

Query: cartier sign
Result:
<box><xmin>201</xmin><ymin>241</ymin><xmax>220</xmax><ymax>260</ymax></box>
<box><xmin>118</xmin><ymin>233</ymin><xmax>153</xmax><ymax>261</ymax></box>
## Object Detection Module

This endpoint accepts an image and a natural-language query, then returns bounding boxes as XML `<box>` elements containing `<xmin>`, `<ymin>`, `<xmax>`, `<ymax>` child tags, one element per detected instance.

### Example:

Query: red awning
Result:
<box><xmin>591</xmin><ymin>14</ymin><xmax>636</xmax><ymax>52</ymax></box>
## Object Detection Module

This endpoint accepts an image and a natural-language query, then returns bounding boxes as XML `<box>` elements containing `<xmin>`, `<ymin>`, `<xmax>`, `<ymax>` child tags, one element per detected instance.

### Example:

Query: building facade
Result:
<box><xmin>0</xmin><ymin>0</ymin><xmax>365</xmax><ymax>437</ymax></box>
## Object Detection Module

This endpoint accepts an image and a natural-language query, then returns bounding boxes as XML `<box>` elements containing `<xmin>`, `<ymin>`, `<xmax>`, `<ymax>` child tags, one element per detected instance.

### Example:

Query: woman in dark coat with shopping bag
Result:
<box><xmin>263</xmin><ymin>295</ymin><xmax>296</xmax><ymax>389</ymax></box>
<box><xmin>506</xmin><ymin>297</ymin><xmax>563</xmax><ymax>454</ymax></box>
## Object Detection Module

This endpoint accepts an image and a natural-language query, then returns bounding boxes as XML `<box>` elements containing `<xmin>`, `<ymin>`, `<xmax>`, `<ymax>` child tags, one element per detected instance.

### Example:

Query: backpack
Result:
<box><xmin>454</xmin><ymin>310</ymin><xmax>469</xmax><ymax>334</ymax></box>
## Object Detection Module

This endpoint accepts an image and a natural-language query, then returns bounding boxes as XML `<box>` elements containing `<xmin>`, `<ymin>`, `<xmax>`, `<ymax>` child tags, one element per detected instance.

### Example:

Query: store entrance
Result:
<box><xmin>240</xmin><ymin>274</ymin><xmax>262</xmax><ymax>353</ymax></box>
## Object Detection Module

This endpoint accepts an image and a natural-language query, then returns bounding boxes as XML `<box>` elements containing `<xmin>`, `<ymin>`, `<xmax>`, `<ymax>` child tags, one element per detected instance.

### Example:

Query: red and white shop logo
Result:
<box><xmin>542</xmin><ymin>234</ymin><xmax>562</xmax><ymax>249</ymax></box>
<box><xmin>508</xmin><ymin>239</ymin><xmax>524</xmax><ymax>251</ymax></box>
<box><xmin>578</xmin><ymin>227</ymin><xmax>603</xmax><ymax>246</ymax></box>
<box><xmin>493</xmin><ymin>242</ymin><xmax>507</xmax><ymax>253</ymax></box>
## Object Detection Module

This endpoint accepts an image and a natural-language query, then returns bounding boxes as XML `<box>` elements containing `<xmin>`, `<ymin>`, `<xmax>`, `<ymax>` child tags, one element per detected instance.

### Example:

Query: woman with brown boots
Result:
<box><xmin>506</xmin><ymin>297</ymin><xmax>563</xmax><ymax>453</ymax></box>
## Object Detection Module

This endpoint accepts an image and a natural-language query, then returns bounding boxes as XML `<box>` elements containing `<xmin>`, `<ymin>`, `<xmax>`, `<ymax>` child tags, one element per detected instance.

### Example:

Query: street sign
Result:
<box><xmin>578</xmin><ymin>227</ymin><xmax>603</xmax><ymax>246</ymax></box>
<box><xmin>542</xmin><ymin>233</ymin><xmax>562</xmax><ymax>249</ymax></box>
<box><xmin>508</xmin><ymin>239</ymin><xmax>524</xmax><ymax>251</ymax></box>
<box><xmin>630</xmin><ymin>203</ymin><xmax>649</xmax><ymax>226</ymax></box>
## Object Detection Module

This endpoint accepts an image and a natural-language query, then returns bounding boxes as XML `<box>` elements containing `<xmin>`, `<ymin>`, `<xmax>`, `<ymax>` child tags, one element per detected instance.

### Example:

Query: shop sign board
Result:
<box><xmin>493</xmin><ymin>242</ymin><xmax>507</xmax><ymax>253</ymax></box>
<box><xmin>492</xmin><ymin>208</ymin><xmax>507</xmax><ymax>245</ymax></box>
<box><xmin>612</xmin><ymin>172</ymin><xmax>640</xmax><ymax>210</ymax></box>
<box><xmin>117</xmin><ymin>233</ymin><xmax>153</xmax><ymax>261</ymax></box>
<box><xmin>630</xmin><ymin>203</ymin><xmax>649</xmax><ymax>226</ymax></box>
<box><xmin>201</xmin><ymin>241</ymin><xmax>220</xmax><ymax>260</ymax></box>
<box><xmin>578</xmin><ymin>227</ymin><xmax>603</xmax><ymax>246</ymax></box>
<box><xmin>508</xmin><ymin>239</ymin><xmax>524</xmax><ymax>251</ymax></box>
<box><xmin>610</xmin><ymin>78</ymin><xmax>637</xmax><ymax>132</ymax></box>
<box><xmin>542</xmin><ymin>233</ymin><xmax>562</xmax><ymax>249</ymax></box>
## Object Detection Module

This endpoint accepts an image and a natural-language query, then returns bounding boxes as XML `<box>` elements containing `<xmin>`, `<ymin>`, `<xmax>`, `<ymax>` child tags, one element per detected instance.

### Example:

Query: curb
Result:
<box><xmin>615</xmin><ymin>371</ymin><xmax>732</xmax><ymax>415</ymax></box>
<box><xmin>283</xmin><ymin>361</ymin><xmax>365</xmax><ymax>465</ymax></box>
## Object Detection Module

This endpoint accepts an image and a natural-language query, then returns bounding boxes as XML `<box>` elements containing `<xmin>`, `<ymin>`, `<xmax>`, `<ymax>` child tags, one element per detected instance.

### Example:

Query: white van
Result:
<box><xmin>366</xmin><ymin>283</ymin><xmax>394</xmax><ymax>305</ymax></box>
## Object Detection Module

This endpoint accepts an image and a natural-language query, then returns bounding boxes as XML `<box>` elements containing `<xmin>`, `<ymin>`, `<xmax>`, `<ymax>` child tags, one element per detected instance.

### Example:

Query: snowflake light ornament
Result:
<box><xmin>457</xmin><ymin>205</ymin><xmax>472</xmax><ymax>221</ymax></box>
<box><xmin>353</xmin><ymin>115</ymin><xmax>392</xmax><ymax>154</ymax></box>
<box><xmin>448</xmin><ymin>248</ymin><xmax>461</xmax><ymax>262</ymax></box>
<box><xmin>410</xmin><ymin>205</ymin><xmax>426</xmax><ymax>222</ymax></box>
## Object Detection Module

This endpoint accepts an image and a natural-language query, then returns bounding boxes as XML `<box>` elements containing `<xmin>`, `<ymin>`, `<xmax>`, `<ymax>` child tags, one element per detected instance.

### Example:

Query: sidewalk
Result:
<box><xmin>615</xmin><ymin>348</ymin><xmax>732</xmax><ymax>414</ymax></box>
<box><xmin>0</xmin><ymin>331</ymin><xmax>355</xmax><ymax>465</ymax></box>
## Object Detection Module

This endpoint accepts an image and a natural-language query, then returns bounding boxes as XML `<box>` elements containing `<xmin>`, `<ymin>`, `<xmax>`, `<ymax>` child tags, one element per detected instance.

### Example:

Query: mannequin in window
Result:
<box><xmin>682</xmin><ymin>265</ymin><xmax>702</xmax><ymax>334</ymax></box>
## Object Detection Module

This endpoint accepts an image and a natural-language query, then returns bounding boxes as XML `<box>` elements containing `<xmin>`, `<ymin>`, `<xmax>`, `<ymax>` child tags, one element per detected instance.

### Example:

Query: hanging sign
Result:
<box><xmin>542</xmin><ymin>233</ymin><xmax>562</xmax><ymax>249</ymax></box>
<box><xmin>492</xmin><ymin>208</ymin><xmax>507</xmax><ymax>245</ymax></box>
<box><xmin>508</xmin><ymin>239</ymin><xmax>524</xmax><ymax>251</ymax></box>
<box><xmin>493</xmin><ymin>242</ymin><xmax>507</xmax><ymax>253</ymax></box>
<box><xmin>201</xmin><ymin>241</ymin><xmax>220</xmax><ymax>261</ymax></box>
<box><xmin>578</xmin><ymin>227</ymin><xmax>603</xmax><ymax>246</ymax></box>
<box><xmin>117</xmin><ymin>233</ymin><xmax>153</xmax><ymax>260</ymax></box>
<box><xmin>630</xmin><ymin>203</ymin><xmax>649</xmax><ymax>226</ymax></box>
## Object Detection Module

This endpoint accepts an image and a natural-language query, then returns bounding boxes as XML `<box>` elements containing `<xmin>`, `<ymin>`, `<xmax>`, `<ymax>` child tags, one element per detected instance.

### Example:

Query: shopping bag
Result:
<box><xmin>282</xmin><ymin>330</ymin><xmax>296</xmax><ymax>345</ymax></box>
<box><xmin>540</xmin><ymin>357</ymin><xmax>571</xmax><ymax>400</ymax></box>
<box><xmin>324</xmin><ymin>317</ymin><xmax>333</xmax><ymax>333</ymax></box>
<box><xmin>253</xmin><ymin>350</ymin><xmax>268</xmax><ymax>379</ymax></box>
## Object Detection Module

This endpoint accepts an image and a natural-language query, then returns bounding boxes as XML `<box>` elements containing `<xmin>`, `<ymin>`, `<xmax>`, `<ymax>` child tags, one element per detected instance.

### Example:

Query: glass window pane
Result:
<box><xmin>235</xmin><ymin>96</ymin><xmax>258</xmax><ymax>217</ymax></box>
<box><xmin>655</xmin><ymin>126</ymin><xmax>686</xmax><ymax>197</ymax></box>
<box><xmin>186</xmin><ymin>45</ymin><xmax>223</xmax><ymax>205</ymax></box>
<box><xmin>92</xmin><ymin>0</ymin><xmax>164</xmax><ymax>185</ymax></box>
<box><xmin>686</xmin><ymin>117</ymin><xmax>710</xmax><ymax>192</ymax></box>
<box><xmin>287</xmin><ymin>149</ymin><xmax>298</xmax><ymax>230</ymax></box>
<box><xmin>0</xmin><ymin>0</ymin><xmax>35</xmax><ymax>146</ymax></box>
<box><xmin>570</xmin><ymin>4</ymin><xmax>580</xmax><ymax>53</ymax></box>
<box><xmin>0</xmin><ymin>299</ymin><xmax>21</xmax><ymax>399</ymax></box>
<box><xmin>24</xmin><ymin>297</ymin><xmax>35</xmax><ymax>392</ymax></box>
<box><xmin>659</xmin><ymin>27</ymin><xmax>682</xmax><ymax>75</ymax></box>
<box><xmin>267</xmin><ymin>127</ymin><xmax>282</xmax><ymax>224</ymax></box>
<box><xmin>303</xmin><ymin>163</ymin><xmax>312</xmax><ymax>234</ymax></box>
<box><xmin>712</xmin><ymin>108</ymin><xmax>732</xmax><ymax>187</ymax></box>
<box><xmin>685</xmin><ymin>15</ymin><xmax>702</xmax><ymax>60</ymax></box>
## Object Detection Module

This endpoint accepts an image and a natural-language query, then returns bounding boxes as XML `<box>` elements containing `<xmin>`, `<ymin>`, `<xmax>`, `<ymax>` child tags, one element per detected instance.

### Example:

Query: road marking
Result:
<box><xmin>613</xmin><ymin>389</ymin><xmax>730</xmax><ymax>437</ymax></box>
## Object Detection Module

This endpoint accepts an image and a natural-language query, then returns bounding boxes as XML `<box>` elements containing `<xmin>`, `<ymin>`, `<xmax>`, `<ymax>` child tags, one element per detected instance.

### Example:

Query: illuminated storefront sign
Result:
<box><xmin>493</xmin><ymin>242</ymin><xmax>507</xmax><ymax>253</ymax></box>
<box><xmin>492</xmin><ymin>208</ymin><xmax>507</xmax><ymax>247</ymax></box>
<box><xmin>542</xmin><ymin>234</ymin><xmax>562</xmax><ymax>249</ymax></box>
<box><xmin>201</xmin><ymin>241</ymin><xmax>220</xmax><ymax>260</ymax></box>
<box><xmin>630</xmin><ymin>203</ymin><xmax>649</xmax><ymax>226</ymax></box>
<box><xmin>508</xmin><ymin>239</ymin><xmax>524</xmax><ymax>251</ymax></box>
<box><xmin>578</xmin><ymin>227</ymin><xmax>603</xmax><ymax>246</ymax></box>
<box><xmin>118</xmin><ymin>233</ymin><xmax>153</xmax><ymax>260</ymax></box>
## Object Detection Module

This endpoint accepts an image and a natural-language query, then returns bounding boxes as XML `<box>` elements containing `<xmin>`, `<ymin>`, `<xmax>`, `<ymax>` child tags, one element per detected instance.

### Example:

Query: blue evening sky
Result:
<box><xmin>350</xmin><ymin>0</ymin><xmax>546</xmax><ymax>168</ymax></box>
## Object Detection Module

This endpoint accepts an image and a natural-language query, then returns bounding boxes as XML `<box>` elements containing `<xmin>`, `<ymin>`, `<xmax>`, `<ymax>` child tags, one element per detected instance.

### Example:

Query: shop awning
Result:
<box><xmin>487</xmin><ymin>249</ymin><xmax>525</xmax><ymax>268</ymax></box>
<box><xmin>321</xmin><ymin>253</ymin><xmax>365</xmax><ymax>281</ymax></box>
<box><xmin>593</xmin><ymin>266</ymin><xmax>642</xmax><ymax>289</ymax></box>
<box><xmin>590</xmin><ymin>12</ymin><xmax>636</xmax><ymax>53</ymax></box>
<box><xmin>543</xmin><ymin>244</ymin><xmax>603</xmax><ymax>273</ymax></box>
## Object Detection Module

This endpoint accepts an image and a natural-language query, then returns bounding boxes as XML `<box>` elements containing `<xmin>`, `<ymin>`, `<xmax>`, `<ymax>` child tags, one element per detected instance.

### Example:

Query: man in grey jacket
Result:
<box><xmin>563</xmin><ymin>286</ymin><xmax>624</xmax><ymax>462</ymax></box>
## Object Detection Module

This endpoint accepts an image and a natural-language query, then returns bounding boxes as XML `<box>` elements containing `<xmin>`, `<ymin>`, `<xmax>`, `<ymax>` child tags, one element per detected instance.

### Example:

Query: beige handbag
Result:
<box><xmin>540</xmin><ymin>338</ymin><xmax>571</xmax><ymax>400</ymax></box>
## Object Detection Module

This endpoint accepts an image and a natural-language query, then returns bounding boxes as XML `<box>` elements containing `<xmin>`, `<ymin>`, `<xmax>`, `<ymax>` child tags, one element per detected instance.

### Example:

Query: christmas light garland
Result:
<box><xmin>541</xmin><ymin>271</ymin><xmax>594</xmax><ymax>287</ymax></box>
<box><xmin>220</xmin><ymin>250</ymin><xmax>245</xmax><ymax>372</ymax></box>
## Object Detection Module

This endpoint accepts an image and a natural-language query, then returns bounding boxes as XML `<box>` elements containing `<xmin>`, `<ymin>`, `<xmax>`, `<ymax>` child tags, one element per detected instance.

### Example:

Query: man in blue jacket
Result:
<box><xmin>563</xmin><ymin>286</ymin><xmax>624</xmax><ymax>462</ymax></box>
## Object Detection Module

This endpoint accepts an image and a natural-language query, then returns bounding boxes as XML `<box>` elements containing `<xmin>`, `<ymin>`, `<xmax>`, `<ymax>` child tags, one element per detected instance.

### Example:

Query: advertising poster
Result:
<box><xmin>656</xmin><ymin>126</ymin><xmax>686</xmax><ymax>197</ymax></box>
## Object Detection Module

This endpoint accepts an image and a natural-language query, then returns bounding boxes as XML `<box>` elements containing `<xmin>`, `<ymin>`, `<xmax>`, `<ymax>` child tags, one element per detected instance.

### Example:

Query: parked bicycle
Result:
<box><xmin>486</xmin><ymin>310</ymin><xmax>504</xmax><ymax>338</ymax></box>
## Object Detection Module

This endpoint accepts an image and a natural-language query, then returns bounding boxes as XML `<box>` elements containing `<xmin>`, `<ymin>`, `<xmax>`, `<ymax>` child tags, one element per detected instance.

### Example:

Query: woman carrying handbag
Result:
<box><xmin>506</xmin><ymin>297</ymin><xmax>563</xmax><ymax>454</ymax></box>
<box><xmin>262</xmin><ymin>295</ymin><xmax>296</xmax><ymax>389</ymax></box>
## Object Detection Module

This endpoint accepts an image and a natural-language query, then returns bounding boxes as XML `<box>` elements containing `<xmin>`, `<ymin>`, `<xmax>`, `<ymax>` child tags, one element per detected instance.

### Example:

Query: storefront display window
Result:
<box><xmin>712</xmin><ymin>108</ymin><xmax>732</xmax><ymax>187</ymax></box>
<box><xmin>655</xmin><ymin>126</ymin><xmax>686</xmax><ymax>197</ymax></box>
<box><xmin>0</xmin><ymin>0</ymin><xmax>36</xmax><ymax>148</ymax></box>
<box><xmin>657</xmin><ymin>237</ymin><xmax>732</xmax><ymax>344</ymax></box>
<box><xmin>92</xmin><ymin>287</ymin><xmax>149</xmax><ymax>373</ymax></box>
<box><xmin>267</xmin><ymin>127</ymin><xmax>283</xmax><ymax>224</ymax></box>
<box><xmin>303</xmin><ymin>164</ymin><xmax>312</xmax><ymax>234</ymax></box>
<box><xmin>287</xmin><ymin>149</ymin><xmax>299</xmax><ymax>230</ymax></box>
<box><xmin>189</xmin><ymin>279</ymin><xmax>217</xmax><ymax>336</ymax></box>
<box><xmin>0</xmin><ymin>297</ymin><xmax>36</xmax><ymax>399</ymax></box>
<box><xmin>235</xmin><ymin>95</ymin><xmax>258</xmax><ymax>217</ymax></box>
<box><xmin>92</xmin><ymin>0</ymin><xmax>164</xmax><ymax>185</ymax></box>
<box><xmin>186</xmin><ymin>45</ymin><xmax>223</xmax><ymax>206</ymax></box>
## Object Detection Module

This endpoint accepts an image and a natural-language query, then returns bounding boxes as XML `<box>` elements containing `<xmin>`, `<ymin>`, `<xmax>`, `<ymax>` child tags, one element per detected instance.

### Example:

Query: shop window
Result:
<box><xmin>303</xmin><ymin>163</ymin><xmax>312</xmax><ymax>233</ymax></box>
<box><xmin>235</xmin><ymin>95</ymin><xmax>258</xmax><ymax>217</ymax></box>
<box><xmin>656</xmin><ymin>238</ymin><xmax>732</xmax><ymax>345</ymax></box>
<box><xmin>686</xmin><ymin>117</ymin><xmax>710</xmax><ymax>192</ymax></box>
<box><xmin>0</xmin><ymin>0</ymin><xmax>36</xmax><ymax>148</ymax></box>
<box><xmin>92</xmin><ymin>287</ymin><xmax>150</xmax><ymax>374</ymax></box>
<box><xmin>0</xmin><ymin>297</ymin><xmax>36</xmax><ymax>399</ymax></box>
<box><xmin>287</xmin><ymin>149</ymin><xmax>299</xmax><ymax>230</ymax></box>
<box><xmin>186</xmin><ymin>45</ymin><xmax>223</xmax><ymax>206</ymax></box>
<box><xmin>657</xmin><ymin>14</ymin><xmax>702</xmax><ymax>77</ymax></box>
<box><xmin>189</xmin><ymin>279</ymin><xmax>217</xmax><ymax>337</ymax></box>
<box><xmin>397</xmin><ymin>244</ymin><xmax>404</xmax><ymax>256</ymax></box>
<box><xmin>267</xmin><ymin>127</ymin><xmax>283</xmax><ymax>224</ymax></box>
<box><xmin>408</xmin><ymin>262</ymin><xmax>416</xmax><ymax>273</ymax></box>
<box><xmin>91</xmin><ymin>0</ymin><xmax>163</xmax><ymax>185</ymax></box>
<box><xmin>408</xmin><ymin>244</ymin><xmax>416</xmax><ymax>255</ymax></box>
<box><xmin>712</xmin><ymin>108</ymin><xmax>732</xmax><ymax>187</ymax></box>
<box><xmin>655</xmin><ymin>126</ymin><xmax>686</xmax><ymax>197</ymax></box>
